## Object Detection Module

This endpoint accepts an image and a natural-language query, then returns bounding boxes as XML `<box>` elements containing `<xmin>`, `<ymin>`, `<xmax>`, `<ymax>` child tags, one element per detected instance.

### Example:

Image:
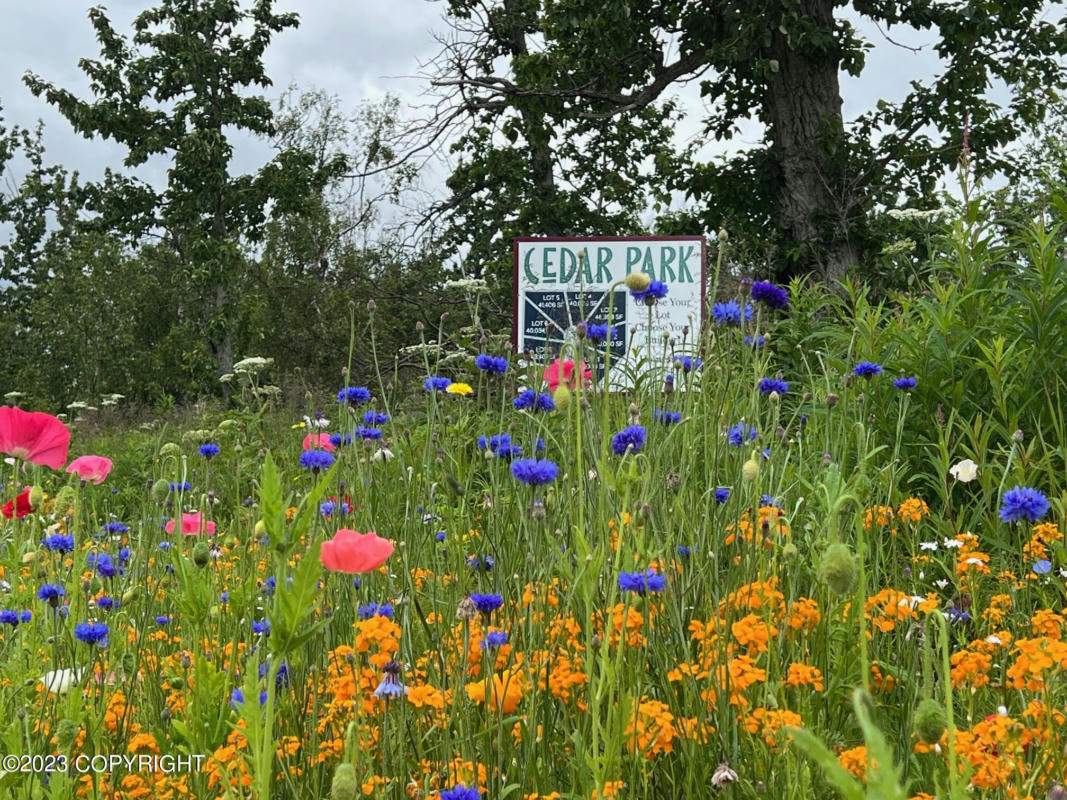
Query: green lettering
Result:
<box><xmin>559</xmin><ymin>248</ymin><xmax>577</xmax><ymax>282</ymax></box>
<box><xmin>542</xmin><ymin>247</ymin><xmax>557</xmax><ymax>282</ymax></box>
<box><xmin>625</xmin><ymin>247</ymin><xmax>641</xmax><ymax>273</ymax></box>
<box><xmin>596</xmin><ymin>247</ymin><xmax>612</xmax><ymax>282</ymax></box>
<box><xmin>582</xmin><ymin>249</ymin><xmax>595</xmax><ymax>283</ymax></box>
<box><xmin>660</xmin><ymin>247</ymin><xmax>676</xmax><ymax>282</ymax></box>
<box><xmin>677</xmin><ymin>246</ymin><xmax>695</xmax><ymax>282</ymax></box>
<box><xmin>642</xmin><ymin>247</ymin><xmax>656</xmax><ymax>277</ymax></box>
<box><xmin>523</xmin><ymin>250</ymin><xmax>539</xmax><ymax>284</ymax></box>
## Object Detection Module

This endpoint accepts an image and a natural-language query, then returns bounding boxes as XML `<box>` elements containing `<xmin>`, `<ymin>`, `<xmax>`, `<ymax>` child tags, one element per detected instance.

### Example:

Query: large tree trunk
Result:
<box><xmin>765</xmin><ymin>0</ymin><xmax>861</xmax><ymax>282</ymax></box>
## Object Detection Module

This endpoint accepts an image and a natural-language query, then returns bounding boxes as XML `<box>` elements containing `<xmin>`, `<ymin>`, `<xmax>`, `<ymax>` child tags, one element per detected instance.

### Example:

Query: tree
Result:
<box><xmin>23</xmin><ymin>0</ymin><xmax>343</xmax><ymax>392</ymax></box>
<box><xmin>428</xmin><ymin>0</ymin><xmax>1067</xmax><ymax>282</ymax></box>
<box><xmin>424</xmin><ymin>0</ymin><xmax>681</xmax><ymax>302</ymax></box>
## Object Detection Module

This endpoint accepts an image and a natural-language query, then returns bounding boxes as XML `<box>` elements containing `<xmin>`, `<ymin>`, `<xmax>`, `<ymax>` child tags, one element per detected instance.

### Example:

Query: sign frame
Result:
<box><xmin>512</xmin><ymin>235</ymin><xmax>708</xmax><ymax>386</ymax></box>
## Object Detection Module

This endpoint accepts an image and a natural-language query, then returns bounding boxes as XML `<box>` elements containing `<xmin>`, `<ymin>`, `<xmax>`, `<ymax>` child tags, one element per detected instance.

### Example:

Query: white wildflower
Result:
<box><xmin>949</xmin><ymin>458</ymin><xmax>978</xmax><ymax>483</ymax></box>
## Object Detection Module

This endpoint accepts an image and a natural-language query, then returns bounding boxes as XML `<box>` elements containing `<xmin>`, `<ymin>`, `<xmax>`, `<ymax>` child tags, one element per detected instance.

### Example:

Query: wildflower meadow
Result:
<box><xmin>6</xmin><ymin>206</ymin><xmax>1067</xmax><ymax>800</ymax></box>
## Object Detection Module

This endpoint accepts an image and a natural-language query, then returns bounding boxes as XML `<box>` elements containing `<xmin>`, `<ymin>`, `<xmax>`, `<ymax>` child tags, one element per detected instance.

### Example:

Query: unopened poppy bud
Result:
<box><xmin>914</xmin><ymin>698</ymin><xmax>946</xmax><ymax>744</ymax></box>
<box><xmin>782</xmin><ymin>542</ymin><xmax>798</xmax><ymax>561</ymax></box>
<box><xmin>28</xmin><ymin>485</ymin><xmax>43</xmax><ymax>508</ymax></box>
<box><xmin>254</xmin><ymin>520</ymin><xmax>268</xmax><ymax>539</ymax></box>
<box><xmin>591</xmin><ymin>634</ymin><xmax>602</xmax><ymax>650</ymax></box>
<box><xmin>819</xmin><ymin>542</ymin><xmax>858</xmax><ymax>596</ymax></box>
<box><xmin>624</xmin><ymin>272</ymin><xmax>651</xmax><ymax>292</ymax></box>
<box><xmin>367</xmin><ymin>298</ymin><xmax>376</xmax><ymax>311</ymax></box>
<box><xmin>331</xmin><ymin>763</ymin><xmax>359</xmax><ymax>800</ymax></box>
<box><xmin>553</xmin><ymin>385</ymin><xmax>571</xmax><ymax>411</ymax></box>
<box><xmin>742</xmin><ymin>452</ymin><xmax>760</xmax><ymax>482</ymax></box>
<box><xmin>122</xmin><ymin>585</ymin><xmax>142</xmax><ymax>605</ymax></box>
<box><xmin>575</xmin><ymin>322</ymin><xmax>587</xmax><ymax>339</ymax></box>
<box><xmin>192</xmin><ymin>541</ymin><xmax>211</xmax><ymax>568</ymax></box>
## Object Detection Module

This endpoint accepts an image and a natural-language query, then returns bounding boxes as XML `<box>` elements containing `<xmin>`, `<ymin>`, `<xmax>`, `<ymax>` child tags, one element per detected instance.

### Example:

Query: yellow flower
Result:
<box><xmin>446</xmin><ymin>382</ymin><xmax>473</xmax><ymax>396</ymax></box>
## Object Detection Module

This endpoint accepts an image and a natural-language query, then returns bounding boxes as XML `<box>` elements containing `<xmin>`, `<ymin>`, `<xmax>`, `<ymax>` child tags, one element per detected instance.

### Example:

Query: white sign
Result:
<box><xmin>513</xmin><ymin>236</ymin><xmax>706</xmax><ymax>389</ymax></box>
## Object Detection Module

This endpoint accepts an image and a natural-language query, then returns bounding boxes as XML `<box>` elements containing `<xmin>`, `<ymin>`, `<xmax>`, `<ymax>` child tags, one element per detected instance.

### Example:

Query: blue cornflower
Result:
<box><xmin>220</xmin><ymin>591</ymin><xmax>230</xmax><ymax>604</ymax></box>
<box><xmin>169</xmin><ymin>481</ymin><xmax>191</xmax><ymax>493</ymax></box>
<box><xmin>230</xmin><ymin>688</ymin><xmax>268</xmax><ymax>708</ymax></box>
<box><xmin>679</xmin><ymin>356</ymin><xmax>702</xmax><ymax>372</ymax></box>
<box><xmin>338</xmin><ymin>386</ymin><xmax>372</xmax><ymax>405</ymax></box>
<box><xmin>466</xmin><ymin>555</ymin><xmax>495</xmax><ymax>571</ymax></box>
<box><xmin>947</xmin><ymin>607</ymin><xmax>971</xmax><ymax>624</ymax></box>
<box><xmin>440</xmin><ymin>787</ymin><xmax>481</xmax><ymax>800</ymax></box>
<box><xmin>252</xmin><ymin>619</ymin><xmax>271</xmax><ymax>636</ymax></box>
<box><xmin>358</xmin><ymin>426</ymin><xmax>383</xmax><ymax>440</ymax></box>
<box><xmin>329</xmin><ymin>433</ymin><xmax>353</xmax><ymax>447</ymax></box>
<box><xmin>758</xmin><ymin>378</ymin><xmax>788</xmax><ymax>396</ymax></box>
<box><xmin>712</xmin><ymin>300</ymin><xmax>753</xmax><ymax>326</ymax></box>
<box><xmin>299</xmin><ymin>450</ymin><xmax>335</xmax><ymax>472</ymax></box>
<box><xmin>750</xmin><ymin>280</ymin><xmax>789</xmax><ymax>309</ymax></box>
<box><xmin>760</xmin><ymin>494</ymin><xmax>781</xmax><ymax>508</ymax></box>
<box><xmin>320</xmin><ymin>500</ymin><xmax>337</xmax><ymax>517</ymax></box>
<box><xmin>893</xmin><ymin>377</ymin><xmax>917</xmax><ymax>390</ymax></box>
<box><xmin>630</xmin><ymin>279</ymin><xmax>669</xmax><ymax>304</ymax></box>
<box><xmin>513</xmin><ymin>389</ymin><xmax>555</xmax><ymax>412</ymax></box>
<box><xmin>612</xmin><ymin>425</ymin><xmax>646</xmax><ymax>456</ymax></box>
<box><xmin>618</xmin><ymin>569</ymin><xmax>667</xmax><ymax>594</ymax></box>
<box><xmin>0</xmin><ymin>610</ymin><xmax>31</xmax><ymax>625</ymax></box>
<box><xmin>92</xmin><ymin>553</ymin><xmax>119</xmax><ymax>579</ymax></box>
<box><xmin>158</xmin><ymin>541</ymin><xmax>173</xmax><ymax>551</ymax></box>
<box><xmin>363</xmin><ymin>411</ymin><xmax>389</xmax><ymax>425</ymax></box>
<box><xmin>999</xmin><ymin>486</ymin><xmax>1050</xmax><ymax>523</ymax></box>
<box><xmin>199</xmin><ymin>443</ymin><xmax>220</xmax><ymax>458</ymax></box>
<box><xmin>853</xmin><ymin>362</ymin><xmax>883</xmax><ymax>378</ymax></box>
<box><xmin>654</xmin><ymin>409</ymin><xmax>681</xmax><ymax>425</ymax></box>
<box><xmin>424</xmin><ymin>376</ymin><xmax>452</xmax><ymax>393</ymax></box>
<box><xmin>743</xmin><ymin>335</ymin><xmax>766</xmax><ymax>348</ymax></box>
<box><xmin>480</xmin><ymin>630</ymin><xmax>509</xmax><ymax>649</ymax></box>
<box><xmin>535</xmin><ymin>438</ymin><xmax>546</xmax><ymax>452</ymax></box>
<box><xmin>259</xmin><ymin>661</ymin><xmax>290</xmax><ymax>688</ymax></box>
<box><xmin>475</xmin><ymin>354</ymin><xmax>508</xmax><ymax>374</ymax></box>
<box><xmin>435</xmin><ymin>531</ymin><xmax>446</xmax><ymax>542</ymax></box>
<box><xmin>118</xmin><ymin>547</ymin><xmax>130</xmax><ymax>563</ymax></box>
<box><xmin>727</xmin><ymin>421</ymin><xmax>757</xmax><ymax>447</ymax></box>
<box><xmin>96</xmin><ymin>597</ymin><xmax>118</xmax><ymax>611</ymax></box>
<box><xmin>676</xmin><ymin>546</ymin><xmax>692</xmax><ymax>558</ymax></box>
<box><xmin>74</xmin><ymin>621</ymin><xmax>109</xmax><ymax>646</ymax></box>
<box><xmin>715</xmin><ymin>487</ymin><xmax>730</xmax><ymax>504</ymax></box>
<box><xmin>586</xmin><ymin>323</ymin><xmax>616</xmax><ymax>344</ymax></box>
<box><xmin>155</xmin><ymin>615</ymin><xmax>171</xmax><ymax>625</ymax></box>
<box><xmin>373</xmin><ymin>662</ymin><xmax>408</xmax><ymax>700</ymax></box>
<box><xmin>262</xmin><ymin>577</ymin><xmax>277</xmax><ymax>597</ymax></box>
<box><xmin>358</xmin><ymin>603</ymin><xmax>395</xmax><ymax>620</ymax></box>
<box><xmin>1034</xmin><ymin>559</ymin><xmax>1053</xmax><ymax>575</ymax></box>
<box><xmin>511</xmin><ymin>458</ymin><xmax>558</xmax><ymax>486</ymax></box>
<box><xmin>103</xmin><ymin>522</ymin><xmax>130</xmax><ymax>535</ymax></box>
<box><xmin>469</xmin><ymin>593</ymin><xmax>503</xmax><ymax>614</ymax></box>
<box><xmin>41</xmin><ymin>534</ymin><xmax>75</xmax><ymax>553</ymax></box>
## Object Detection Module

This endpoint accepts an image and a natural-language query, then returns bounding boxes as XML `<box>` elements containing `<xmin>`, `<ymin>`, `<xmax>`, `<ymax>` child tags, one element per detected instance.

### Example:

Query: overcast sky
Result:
<box><xmin>0</xmin><ymin>1</ymin><xmax>1055</xmax><ymax>224</ymax></box>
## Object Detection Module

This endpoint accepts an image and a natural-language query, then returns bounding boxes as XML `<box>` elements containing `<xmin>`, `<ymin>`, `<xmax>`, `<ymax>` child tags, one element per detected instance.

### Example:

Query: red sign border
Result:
<box><xmin>511</xmin><ymin>235</ymin><xmax>709</xmax><ymax>353</ymax></box>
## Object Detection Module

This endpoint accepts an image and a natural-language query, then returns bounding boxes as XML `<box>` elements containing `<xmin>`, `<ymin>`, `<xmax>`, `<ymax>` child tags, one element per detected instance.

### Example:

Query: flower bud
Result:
<box><xmin>553</xmin><ymin>385</ymin><xmax>571</xmax><ymax>411</ymax></box>
<box><xmin>456</xmin><ymin>597</ymin><xmax>479</xmax><ymax>621</ymax></box>
<box><xmin>192</xmin><ymin>541</ymin><xmax>211</xmax><ymax>568</ymax></box>
<box><xmin>28</xmin><ymin>485</ymin><xmax>43</xmax><ymax>508</ymax></box>
<box><xmin>782</xmin><ymin>542</ymin><xmax>798</xmax><ymax>561</ymax></box>
<box><xmin>159</xmin><ymin>442</ymin><xmax>181</xmax><ymax>457</ymax></box>
<box><xmin>913</xmin><ymin>698</ymin><xmax>946</xmax><ymax>744</ymax></box>
<box><xmin>742</xmin><ymin>452</ymin><xmax>760</xmax><ymax>482</ymax></box>
<box><xmin>624</xmin><ymin>272</ymin><xmax>651</xmax><ymax>292</ymax></box>
<box><xmin>331</xmin><ymin>763</ymin><xmax>359</xmax><ymax>800</ymax></box>
<box><xmin>819</xmin><ymin>542</ymin><xmax>858</xmax><ymax>596</ymax></box>
<box><xmin>254</xmin><ymin>520</ymin><xmax>268</xmax><ymax>539</ymax></box>
<box><xmin>826</xmin><ymin>393</ymin><xmax>838</xmax><ymax>408</ymax></box>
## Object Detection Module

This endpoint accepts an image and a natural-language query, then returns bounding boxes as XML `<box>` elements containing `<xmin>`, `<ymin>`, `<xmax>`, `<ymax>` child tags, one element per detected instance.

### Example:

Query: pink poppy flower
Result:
<box><xmin>66</xmin><ymin>455</ymin><xmax>114</xmax><ymax>485</ymax></box>
<box><xmin>165</xmin><ymin>512</ymin><xmax>216</xmax><ymax>536</ymax></box>
<box><xmin>320</xmin><ymin>529</ymin><xmax>394</xmax><ymax>574</ymax></box>
<box><xmin>543</xmin><ymin>359</ymin><xmax>592</xmax><ymax>392</ymax></box>
<box><xmin>0</xmin><ymin>407</ymin><xmax>70</xmax><ymax>469</ymax></box>
<box><xmin>302</xmin><ymin>433</ymin><xmax>335</xmax><ymax>452</ymax></box>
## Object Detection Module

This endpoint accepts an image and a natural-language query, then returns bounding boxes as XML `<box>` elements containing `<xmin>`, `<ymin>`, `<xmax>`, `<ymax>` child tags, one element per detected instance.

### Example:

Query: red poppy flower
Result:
<box><xmin>0</xmin><ymin>408</ymin><xmax>70</xmax><ymax>469</ymax></box>
<box><xmin>302</xmin><ymin>433</ymin><xmax>335</xmax><ymax>452</ymax></box>
<box><xmin>320</xmin><ymin>529</ymin><xmax>394</xmax><ymax>574</ymax></box>
<box><xmin>542</xmin><ymin>359</ymin><xmax>592</xmax><ymax>392</ymax></box>
<box><xmin>164</xmin><ymin>512</ymin><xmax>216</xmax><ymax>536</ymax></box>
<box><xmin>66</xmin><ymin>455</ymin><xmax>113</xmax><ymax>485</ymax></box>
<box><xmin>1</xmin><ymin>488</ymin><xmax>33</xmax><ymax>519</ymax></box>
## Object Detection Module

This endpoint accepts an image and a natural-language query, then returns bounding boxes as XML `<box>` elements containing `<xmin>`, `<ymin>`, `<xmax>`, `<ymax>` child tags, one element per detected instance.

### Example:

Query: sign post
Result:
<box><xmin>513</xmin><ymin>236</ymin><xmax>706</xmax><ymax>389</ymax></box>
